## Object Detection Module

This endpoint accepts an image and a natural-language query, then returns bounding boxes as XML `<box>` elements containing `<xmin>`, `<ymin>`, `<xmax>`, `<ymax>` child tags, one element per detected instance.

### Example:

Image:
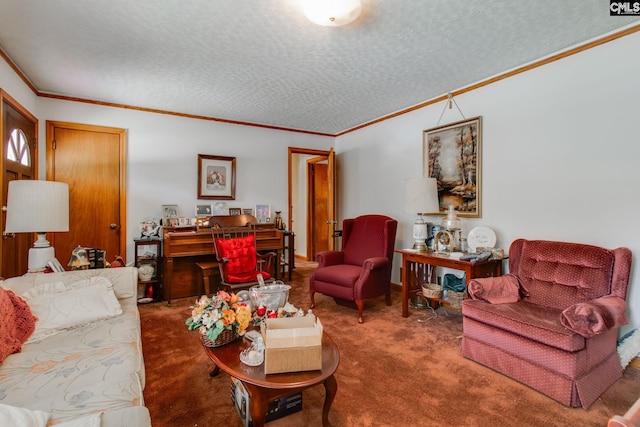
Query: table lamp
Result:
<box><xmin>4</xmin><ymin>180</ymin><xmax>69</xmax><ymax>272</ymax></box>
<box><xmin>403</xmin><ymin>177</ymin><xmax>439</xmax><ymax>251</ymax></box>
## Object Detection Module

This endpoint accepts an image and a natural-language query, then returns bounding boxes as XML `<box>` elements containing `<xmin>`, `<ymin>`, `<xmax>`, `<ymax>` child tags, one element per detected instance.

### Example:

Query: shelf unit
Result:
<box><xmin>134</xmin><ymin>237</ymin><xmax>162</xmax><ymax>303</ymax></box>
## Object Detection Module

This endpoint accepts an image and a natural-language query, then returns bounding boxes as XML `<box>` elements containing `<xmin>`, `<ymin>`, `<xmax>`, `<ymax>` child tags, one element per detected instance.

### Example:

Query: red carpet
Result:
<box><xmin>140</xmin><ymin>266</ymin><xmax>640</xmax><ymax>426</ymax></box>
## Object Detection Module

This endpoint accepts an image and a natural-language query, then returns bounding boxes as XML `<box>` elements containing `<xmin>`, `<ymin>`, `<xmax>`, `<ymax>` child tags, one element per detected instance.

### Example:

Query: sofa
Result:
<box><xmin>461</xmin><ymin>239</ymin><xmax>631</xmax><ymax>408</ymax></box>
<box><xmin>0</xmin><ymin>267</ymin><xmax>151</xmax><ymax>426</ymax></box>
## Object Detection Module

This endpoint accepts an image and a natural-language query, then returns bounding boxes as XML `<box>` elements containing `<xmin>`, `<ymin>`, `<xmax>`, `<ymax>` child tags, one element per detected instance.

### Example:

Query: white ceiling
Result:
<box><xmin>0</xmin><ymin>1</ymin><xmax>638</xmax><ymax>135</ymax></box>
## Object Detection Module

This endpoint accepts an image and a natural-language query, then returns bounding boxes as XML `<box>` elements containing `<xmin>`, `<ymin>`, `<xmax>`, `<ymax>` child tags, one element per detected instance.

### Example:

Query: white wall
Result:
<box><xmin>335</xmin><ymin>30</ymin><xmax>640</xmax><ymax>334</ymax></box>
<box><xmin>33</xmin><ymin>99</ymin><xmax>333</xmax><ymax>262</ymax></box>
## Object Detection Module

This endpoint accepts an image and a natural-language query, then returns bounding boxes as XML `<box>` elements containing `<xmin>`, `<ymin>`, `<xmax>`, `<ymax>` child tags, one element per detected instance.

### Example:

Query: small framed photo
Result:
<box><xmin>162</xmin><ymin>204</ymin><xmax>179</xmax><ymax>226</ymax></box>
<box><xmin>229</xmin><ymin>208</ymin><xmax>242</xmax><ymax>216</ymax></box>
<box><xmin>242</xmin><ymin>208</ymin><xmax>253</xmax><ymax>216</ymax></box>
<box><xmin>255</xmin><ymin>204</ymin><xmax>270</xmax><ymax>223</ymax></box>
<box><xmin>197</xmin><ymin>154</ymin><xmax>236</xmax><ymax>200</ymax></box>
<box><xmin>196</xmin><ymin>204</ymin><xmax>212</xmax><ymax>217</ymax></box>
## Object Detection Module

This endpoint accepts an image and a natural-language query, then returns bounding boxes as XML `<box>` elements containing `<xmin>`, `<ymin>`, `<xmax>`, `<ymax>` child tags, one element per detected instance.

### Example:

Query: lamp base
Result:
<box><xmin>412</xmin><ymin>241</ymin><xmax>428</xmax><ymax>251</ymax></box>
<box><xmin>412</xmin><ymin>217</ymin><xmax>428</xmax><ymax>252</ymax></box>
<box><xmin>28</xmin><ymin>245</ymin><xmax>55</xmax><ymax>272</ymax></box>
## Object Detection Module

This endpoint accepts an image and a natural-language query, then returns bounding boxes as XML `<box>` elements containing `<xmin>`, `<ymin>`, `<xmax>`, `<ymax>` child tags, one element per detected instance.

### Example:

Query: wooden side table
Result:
<box><xmin>395</xmin><ymin>249</ymin><xmax>505</xmax><ymax>317</ymax></box>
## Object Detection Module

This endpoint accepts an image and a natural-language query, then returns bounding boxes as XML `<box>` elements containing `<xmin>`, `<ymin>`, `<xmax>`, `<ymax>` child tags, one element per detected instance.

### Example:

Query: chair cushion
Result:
<box><xmin>343</xmin><ymin>216</ymin><xmax>389</xmax><ymax>266</ymax></box>
<box><xmin>227</xmin><ymin>271</ymin><xmax>271</xmax><ymax>284</ymax></box>
<box><xmin>516</xmin><ymin>240</ymin><xmax>615</xmax><ymax>310</ymax></box>
<box><xmin>311</xmin><ymin>264</ymin><xmax>362</xmax><ymax>288</ymax></box>
<box><xmin>215</xmin><ymin>236</ymin><xmax>258</xmax><ymax>276</ymax></box>
<box><xmin>463</xmin><ymin>299</ymin><xmax>585</xmax><ymax>352</ymax></box>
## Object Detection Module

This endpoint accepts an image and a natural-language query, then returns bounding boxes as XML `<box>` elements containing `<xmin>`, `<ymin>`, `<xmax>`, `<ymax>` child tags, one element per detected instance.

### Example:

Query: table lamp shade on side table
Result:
<box><xmin>4</xmin><ymin>180</ymin><xmax>69</xmax><ymax>272</ymax></box>
<box><xmin>404</xmin><ymin>177</ymin><xmax>439</xmax><ymax>251</ymax></box>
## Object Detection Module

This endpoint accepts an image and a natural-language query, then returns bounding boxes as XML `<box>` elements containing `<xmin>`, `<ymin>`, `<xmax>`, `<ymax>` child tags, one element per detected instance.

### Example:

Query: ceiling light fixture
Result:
<box><xmin>300</xmin><ymin>0</ymin><xmax>362</xmax><ymax>27</ymax></box>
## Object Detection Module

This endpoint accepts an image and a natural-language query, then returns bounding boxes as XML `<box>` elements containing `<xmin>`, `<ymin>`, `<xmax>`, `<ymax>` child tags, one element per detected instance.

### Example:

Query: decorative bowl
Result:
<box><xmin>249</xmin><ymin>282</ymin><xmax>291</xmax><ymax>311</ymax></box>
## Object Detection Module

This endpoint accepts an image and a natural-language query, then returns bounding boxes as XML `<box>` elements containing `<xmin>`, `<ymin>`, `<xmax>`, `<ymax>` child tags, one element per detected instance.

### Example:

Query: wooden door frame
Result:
<box><xmin>287</xmin><ymin>147</ymin><xmax>333</xmax><ymax>260</ymax></box>
<box><xmin>0</xmin><ymin>90</ymin><xmax>39</xmax><ymax>276</ymax></box>
<box><xmin>45</xmin><ymin>121</ymin><xmax>127</xmax><ymax>258</ymax></box>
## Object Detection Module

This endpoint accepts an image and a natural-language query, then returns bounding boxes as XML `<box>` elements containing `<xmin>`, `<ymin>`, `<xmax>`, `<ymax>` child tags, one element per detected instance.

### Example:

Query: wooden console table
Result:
<box><xmin>163</xmin><ymin>224</ymin><xmax>284</xmax><ymax>303</ymax></box>
<box><xmin>395</xmin><ymin>249</ymin><xmax>505</xmax><ymax>317</ymax></box>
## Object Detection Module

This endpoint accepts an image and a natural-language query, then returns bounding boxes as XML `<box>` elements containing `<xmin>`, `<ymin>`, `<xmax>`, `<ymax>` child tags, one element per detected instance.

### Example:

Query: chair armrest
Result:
<box><xmin>362</xmin><ymin>257</ymin><xmax>389</xmax><ymax>271</ymax></box>
<box><xmin>561</xmin><ymin>295</ymin><xmax>628</xmax><ymax>338</ymax></box>
<box><xmin>467</xmin><ymin>274</ymin><xmax>527</xmax><ymax>304</ymax></box>
<box><xmin>317</xmin><ymin>251</ymin><xmax>344</xmax><ymax>267</ymax></box>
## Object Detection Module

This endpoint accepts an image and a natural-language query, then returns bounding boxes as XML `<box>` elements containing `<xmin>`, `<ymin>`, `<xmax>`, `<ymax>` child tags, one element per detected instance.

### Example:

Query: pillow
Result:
<box><xmin>561</xmin><ymin>295</ymin><xmax>628</xmax><ymax>338</ymax></box>
<box><xmin>467</xmin><ymin>274</ymin><xmax>527</xmax><ymax>304</ymax></box>
<box><xmin>0</xmin><ymin>288</ymin><xmax>37</xmax><ymax>362</ymax></box>
<box><xmin>0</xmin><ymin>403</ymin><xmax>50</xmax><ymax>427</ymax></box>
<box><xmin>22</xmin><ymin>277</ymin><xmax>122</xmax><ymax>342</ymax></box>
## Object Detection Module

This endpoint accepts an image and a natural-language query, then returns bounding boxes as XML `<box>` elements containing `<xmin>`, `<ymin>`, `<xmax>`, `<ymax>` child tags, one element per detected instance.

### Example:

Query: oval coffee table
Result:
<box><xmin>202</xmin><ymin>332</ymin><xmax>340</xmax><ymax>427</ymax></box>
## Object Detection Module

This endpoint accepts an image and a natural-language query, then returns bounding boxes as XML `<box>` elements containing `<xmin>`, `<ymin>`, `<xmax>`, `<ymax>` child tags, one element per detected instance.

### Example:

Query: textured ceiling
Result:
<box><xmin>0</xmin><ymin>1</ymin><xmax>638</xmax><ymax>135</ymax></box>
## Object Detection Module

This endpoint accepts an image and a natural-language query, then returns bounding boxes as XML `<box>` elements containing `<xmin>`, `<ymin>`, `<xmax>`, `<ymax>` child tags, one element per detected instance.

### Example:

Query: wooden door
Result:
<box><xmin>287</xmin><ymin>147</ymin><xmax>336</xmax><ymax>261</ymax></box>
<box><xmin>46</xmin><ymin>122</ymin><xmax>126</xmax><ymax>267</ymax></box>
<box><xmin>307</xmin><ymin>160</ymin><xmax>328</xmax><ymax>259</ymax></box>
<box><xmin>1</xmin><ymin>91</ymin><xmax>37</xmax><ymax>278</ymax></box>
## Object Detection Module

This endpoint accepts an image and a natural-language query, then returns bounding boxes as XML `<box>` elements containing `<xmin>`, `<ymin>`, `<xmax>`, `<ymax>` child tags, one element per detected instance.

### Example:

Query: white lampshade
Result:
<box><xmin>5</xmin><ymin>180</ymin><xmax>69</xmax><ymax>271</ymax></box>
<box><xmin>404</xmin><ymin>177</ymin><xmax>439</xmax><ymax>251</ymax></box>
<box><xmin>299</xmin><ymin>0</ymin><xmax>362</xmax><ymax>26</ymax></box>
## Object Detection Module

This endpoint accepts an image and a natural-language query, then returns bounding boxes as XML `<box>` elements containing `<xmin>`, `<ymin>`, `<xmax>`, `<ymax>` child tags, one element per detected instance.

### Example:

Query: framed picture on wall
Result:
<box><xmin>197</xmin><ymin>154</ymin><xmax>236</xmax><ymax>200</ymax></box>
<box><xmin>196</xmin><ymin>204</ymin><xmax>212</xmax><ymax>217</ymax></box>
<box><xmin>423</xmin><ymin>116</ymin><xmax>482</xmax><ymax>217</ymax></box>
<box><xmin>255</xmin><ymin>204</ymin><xmax>270</xmax><ymax>223</ymax></box>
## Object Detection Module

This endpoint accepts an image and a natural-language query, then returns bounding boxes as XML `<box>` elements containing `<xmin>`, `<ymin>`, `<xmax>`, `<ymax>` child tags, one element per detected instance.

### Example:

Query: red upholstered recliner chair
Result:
<box><xmin>462</xmin><ymin>239</ymin><xmax>632</xmax><ymax>408</ymax></box>
<box><xmin>309</xmin><ymin>214</ymin><xmax>398</xmax><ymax>323</ymax></box>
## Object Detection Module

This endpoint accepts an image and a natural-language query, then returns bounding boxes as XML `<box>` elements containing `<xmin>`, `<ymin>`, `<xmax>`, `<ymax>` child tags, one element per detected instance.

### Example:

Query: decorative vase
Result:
<box><xmin>138</xmin><ymin>264</ymin><xmax>154</xmax><ymax>281</ymax></box>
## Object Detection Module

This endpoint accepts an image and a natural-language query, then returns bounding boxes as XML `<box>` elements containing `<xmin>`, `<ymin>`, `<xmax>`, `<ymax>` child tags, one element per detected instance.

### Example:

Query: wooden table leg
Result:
<box><xmin>401</xmin><ymin>256</ymin><xmax>409</xmax><ymax>317</ymax></box>
<box><xmin>209</xmin><ymin>364</ymin><xmax>220</xmax><ymax>377</ymax></box>
<box><xmin>244</xmin><ymin>383</ymin><xmax>268</xmax><ymax>427</ymax></box>
<box><xmin>322</xmin><ymin>374</ymin><xmax>337</xmax><ymax>426</ymax></box>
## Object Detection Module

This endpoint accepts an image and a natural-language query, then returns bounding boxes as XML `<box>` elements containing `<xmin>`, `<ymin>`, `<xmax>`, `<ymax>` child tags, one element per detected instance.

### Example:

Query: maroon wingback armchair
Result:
<box><xmin>309</xmin><ymin>214</ymin><xmax>398</xmax><ymax>323</ymax></box>
<box><xmin>462</xmin><ymin>239</ymin><xmax>632</xmax><ymax>408</ymax></box>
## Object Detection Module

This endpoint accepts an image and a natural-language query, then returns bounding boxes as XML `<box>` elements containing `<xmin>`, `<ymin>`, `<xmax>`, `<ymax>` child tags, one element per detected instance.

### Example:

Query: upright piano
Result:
<box><xmin>162</xmin><ymin>221</ymin><xmax>284</xmax><ymax>303</ymax></box>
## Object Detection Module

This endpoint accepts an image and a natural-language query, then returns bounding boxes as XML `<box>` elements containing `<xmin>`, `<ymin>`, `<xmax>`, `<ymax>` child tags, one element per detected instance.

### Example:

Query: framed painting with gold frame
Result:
<box><xmin>423</xmin><ymin>116</ymin><xmax>482</xmax><ymax>217</ymax></box>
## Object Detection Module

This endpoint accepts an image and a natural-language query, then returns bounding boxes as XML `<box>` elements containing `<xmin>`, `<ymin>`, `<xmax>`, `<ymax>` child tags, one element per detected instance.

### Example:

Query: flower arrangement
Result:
<box><xmin>185</xmin><ymin>291</ymin><xmax>252</xmax><ymax>343</ymax></box>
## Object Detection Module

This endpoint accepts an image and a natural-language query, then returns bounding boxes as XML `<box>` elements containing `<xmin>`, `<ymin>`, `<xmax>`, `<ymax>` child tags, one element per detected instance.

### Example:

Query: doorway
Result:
<box><xmin>46</xmin><ymin>121</ymin><xmax>127</xmax><ymax>267</ymax></box>
<box><xmin>287</xmin><ymin>147</ymin><xmax>335</xmax><ymax>261</ymax></box>
<box><xmin>1</xmin><ymin>91</ymin><xmax>37</xmax><ymax>278</ymax></box>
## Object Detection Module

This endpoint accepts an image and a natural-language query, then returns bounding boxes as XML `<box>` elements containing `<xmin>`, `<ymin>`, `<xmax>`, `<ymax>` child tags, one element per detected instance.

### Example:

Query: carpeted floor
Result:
<box><xmin>139</xmin><ymin>266</ymin><xmax>640</xmax><ymax>427</ymax></box>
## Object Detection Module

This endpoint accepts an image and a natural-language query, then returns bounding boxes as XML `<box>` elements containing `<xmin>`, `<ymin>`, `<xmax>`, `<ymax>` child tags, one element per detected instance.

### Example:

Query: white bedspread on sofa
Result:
<box><xmin>0</xmin><ymin>267</ymin><xmax>150</xmax><ymax>426</ymax></box>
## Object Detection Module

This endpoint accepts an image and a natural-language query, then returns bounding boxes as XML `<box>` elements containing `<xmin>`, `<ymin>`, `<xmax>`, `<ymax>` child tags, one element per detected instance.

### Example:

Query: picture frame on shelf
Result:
<box><xmin>196</xmin><ymin>204</ymin><xmax>213</xmax><ymax>217</ymax></box>
<box><xmin>162</xmin><ymin>204</ymin><xmax>179</xmax><ymax>226</ymax></box>
<box><xmin>423</xmin><ymin>116</ymin><xmax>482</xmax><ymax>217</ymax></box>
<box><xmin>229</xmin><ymin>208</ymin><xmax>242</xmax><ymax>216</ymax></box>
<box><xmin>255</xmin><ymin>204</ymin><xmax>270</xmax><ymax>223</ymax></box>
<box><xmin>242</xmin><ymin>208</ymin><xmax>253</xmax><ymax>216</ymax></box>
<box><xmin>197</xmin><ymin>154</ymin><xmax>236</xmax><ymax>200</ymax></box>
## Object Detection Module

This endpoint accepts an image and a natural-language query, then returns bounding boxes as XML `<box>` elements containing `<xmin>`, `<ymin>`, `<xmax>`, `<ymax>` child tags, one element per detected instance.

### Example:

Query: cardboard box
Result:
<box><xmin>261</xmin><ymin>315</ymin><xmax>323</xmax><ymax>374</ymax></box>
<box><xmin>230</xmin><ymin>377</ymin><xmax>302</xmax><ymax>427</ymax></box>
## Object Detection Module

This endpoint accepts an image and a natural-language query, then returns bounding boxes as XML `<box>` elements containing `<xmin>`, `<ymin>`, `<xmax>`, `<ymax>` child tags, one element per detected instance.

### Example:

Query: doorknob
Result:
<box><xmin>110</xmin><ymin>223</ymin><xmax>117</xmax><ymax>229</ymax></box>
<box><xmin>327</xmin><ymin>220</ymin><xmax>337</xmax><ymax>225</ymax></box>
